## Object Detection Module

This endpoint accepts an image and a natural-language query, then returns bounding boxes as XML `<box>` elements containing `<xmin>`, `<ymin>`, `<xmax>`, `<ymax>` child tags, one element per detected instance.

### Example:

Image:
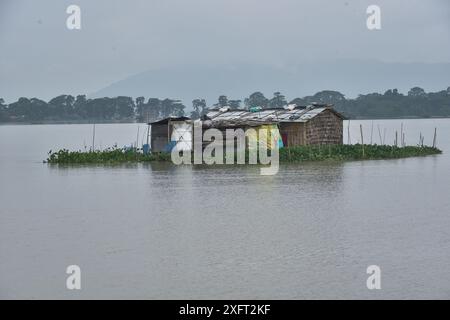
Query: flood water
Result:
<box><xmin>0</xmin><ymin>119</ymin><xmax>449</xmax><ymax>299</ymax></box>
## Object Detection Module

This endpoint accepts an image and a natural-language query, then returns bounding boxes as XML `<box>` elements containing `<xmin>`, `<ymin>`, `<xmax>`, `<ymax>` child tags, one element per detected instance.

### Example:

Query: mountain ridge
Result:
<box><xmin>91</xmin><ymin>60</ymin><xmax>450</xmax><ymax>107</ymax></box>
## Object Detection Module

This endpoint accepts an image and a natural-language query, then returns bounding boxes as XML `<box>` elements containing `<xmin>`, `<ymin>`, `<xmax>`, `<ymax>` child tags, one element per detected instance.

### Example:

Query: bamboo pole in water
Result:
<box><xmin>136</xmin><ymin>126</ymin><xmax>140</xmax><ymax>149</ymax></box>
<box><xmin>370</xmin><ymin>121</ymin><xmax>374</xmax><ymax>145</ymax></box>
<box><xmin>377</xmin><ymin>125</ymin><xmax>382</xmax><ymax>145</ymax></box>
<box><xmin>360</xmin><ymin>124</ymin><xmax>365</xmax><ymax>157</ymax></box>
<box><xmin>433</xmin><ymin>128</ymin><xmax>437</xmax><ymax>148</ymax></box>
<box><xmin>92</xmin><ymin>123</ymin><xmax>96</xmax><ymax>152</ymax></box>
<box><xmin>347</xmin><ymin>120</ymin><xmax>351</xmax><ymax>144</ymax></box>
<box><xmin>400</xmin><ymin>123</ymin><xmax>403</xmax><ymax>147</ymax></box>
<box><xmin>141</xmin><ymin>130</ymin><xmax>146</xmax><ymax>147</ymax></box>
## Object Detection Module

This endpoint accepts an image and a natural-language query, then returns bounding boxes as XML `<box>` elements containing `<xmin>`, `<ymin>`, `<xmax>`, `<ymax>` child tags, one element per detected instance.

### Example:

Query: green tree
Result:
<box><xmin>160</xmin><ymin>99</ymin><xmax>185</xmax><ymax>118</ymax></box>
<box><xmin>228</xmin><ymin>99</ymin><xmax>242</xmax><ymax>109</ymax></box>
<box><xmin>308</xmin><ymin>90</ymin><xmax>346</xmax><ymax>106</ymax></box>
<box><xmin>190</xmin><ymin>98</ymin><xmax>207</xmax><ymax>119</ymax></box>
<box><xmin>408</xmin><ymin>87</ymin><xmax>426</xmax><ymax>97</ymax></box>
<box><xmin>289</xmin><ymin>97</ymin><xmax>307</xmax><ymax>106</ymax></box>
<box><xmin>214</xmin><ymin>95</ymin><xmax>228</xmax><ymax>108</ymax></box>
<box><xmin>0</xmin><ymin>98</ymin><xmax>7</xmax><ymax>121</ymax></box>
<box><xmin>135</xmin><ymin>96</ymin><xmax>146</xmax><ymax>120</ymax></box>
<box><xmin>267</xmin><ymin>92</ymin><xmax>286</xmax><ymax>109</ymax></box>
<box><xmin>146</xmin><ymin>98</ymin><xmax>161</xmax><ymax>121</ymax></box>
<box><xmin>7</xmin><ymin>97</ymin><xmax>48</xmax><ymax>121</ymax></box>
<box><xmin>73</xmin><ymin>95</ymin><xmax>87</xmax><ymax>119</ymax></box>
<box><xmin>244</xmin><ymin>92</ymin><xmax>268</xmax><ymax>109</ymax></box>
<box><xmin>48</xmin><ymin>95</ymin><xmax>75</xmax><ymax>119</ymax></box>
<box><xmin>114</xmin><ymin>96</ymin><xmax>135</xmax><ymax>120</ymax></box>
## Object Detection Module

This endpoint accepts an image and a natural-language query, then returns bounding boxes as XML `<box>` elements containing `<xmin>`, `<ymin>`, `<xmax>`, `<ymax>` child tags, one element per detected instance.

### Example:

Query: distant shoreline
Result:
<box><xmin>0</xmin><ymin>119</ymin><xmax>138</xmax><ymax>126</ymax></box>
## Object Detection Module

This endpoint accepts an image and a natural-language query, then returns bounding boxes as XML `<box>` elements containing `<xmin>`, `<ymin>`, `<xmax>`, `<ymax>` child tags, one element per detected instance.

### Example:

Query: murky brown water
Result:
<box><xmin>1</xmin><ymin>119</ymin><xmax>449</xmax><ymax>299</ymax></box>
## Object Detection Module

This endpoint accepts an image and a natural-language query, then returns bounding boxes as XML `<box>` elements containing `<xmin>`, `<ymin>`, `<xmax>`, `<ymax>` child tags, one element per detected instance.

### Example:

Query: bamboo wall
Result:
<box><xmin>279</xmin><ymin>123</ymin><xmax>305</xmax><ymax>147</ymax></box>
<box><xmin>304</xmin><ymin>110</ymin><xmax>343</xmax><ymax>145</ymax></box>
<box><xmin>279</xmin><ymin>110</ymin><xmax>343</xmax><ymax>146</ymax></box>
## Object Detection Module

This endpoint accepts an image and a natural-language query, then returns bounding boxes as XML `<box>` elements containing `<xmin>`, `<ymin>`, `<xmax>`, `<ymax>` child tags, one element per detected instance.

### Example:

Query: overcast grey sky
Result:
<box><xmin>1</xmin><ymin>0</ymin><xmax>449</xmax><ymax>102</ymax></box>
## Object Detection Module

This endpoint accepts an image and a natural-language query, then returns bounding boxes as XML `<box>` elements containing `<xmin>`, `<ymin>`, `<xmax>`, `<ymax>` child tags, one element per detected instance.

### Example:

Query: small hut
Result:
<box><xmin>149</xmin><ymin>116</ymin><xmax>193</xmax><ymax>153</ymax></box>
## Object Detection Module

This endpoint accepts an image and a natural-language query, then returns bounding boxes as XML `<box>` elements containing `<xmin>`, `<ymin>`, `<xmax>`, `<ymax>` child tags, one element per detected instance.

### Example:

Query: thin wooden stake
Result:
<box><xmin>348</xmin><ymin>120</ymin><xmax>351</xmax><ymax>144</ymax></box>
<box><xmin>433</xmin><ymin>127</ymin><xmax>437</xmax><ymax>148</ymax></box>
<box><xmin>360</xmin><ymin>124</ymin><xmax>365</xmax><ymax>157</ymax></box>
<box><xmin>377</xmin><ymin>125</ymin><xmax>382</xmax><ymax>145</ymax></box>
<box><xmin>400</xmin><ymin>123</ymin><xmax>403</xmax><ymax>147</ymax></box>
<box><xmin>92</xmin><ymin>123</ymin><xmax>96</xmax><ymax>152</ymax></box>
<box><xmin>370</xmin><ymin>121</ymin><xmax>374</xmax><ymax>145</ymax></box>
<box><xmin>136</xmin><ymin>125</ymin><xmax>140</xmax><ymax>149</ymax></box>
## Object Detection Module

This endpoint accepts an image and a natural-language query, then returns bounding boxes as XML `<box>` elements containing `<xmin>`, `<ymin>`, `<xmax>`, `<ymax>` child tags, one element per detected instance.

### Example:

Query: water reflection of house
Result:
<box><xmin>149</xmin><ymin>105</ymin><xmax>344</xmax><ymax>152</ymax></box>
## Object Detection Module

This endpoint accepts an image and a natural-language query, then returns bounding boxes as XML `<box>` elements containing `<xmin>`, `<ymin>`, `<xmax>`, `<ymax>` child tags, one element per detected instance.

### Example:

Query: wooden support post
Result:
<box><xmin>136</xmin><ymin>125</ymin><xmax>140</xmax><ymax>149</ymax></box>
<box><xmin>92</xmin><ymin>123</ymin><xmax>96</xmax><ymax>152</ymax></box>
<box><xmin>370</xmin><ymin>121</ymin><xmax>374</xmax><ymax>145</ymax></box>
<box><xmin>433</xmin><ymin>127</ymin><xmax>437</xmax><ymax>148</ymax></box>
<box><xmin>360</xmin><ymin>124</ymin><xmax>365</xmax><ymax>157</ymax></box>
<box><xmin>347</xmin><ymin>120</ymin><xmax>351</xmax><ymax>144</ymax></box>
<box><xmin>400</xmin><ymin>123</ymin><xmax>403</xmax><ymax>147</ymax></box>
<box><xmin>377</xmin><ymin>125</ymin><xmax>382</xmax><ymax>145</ymax></box>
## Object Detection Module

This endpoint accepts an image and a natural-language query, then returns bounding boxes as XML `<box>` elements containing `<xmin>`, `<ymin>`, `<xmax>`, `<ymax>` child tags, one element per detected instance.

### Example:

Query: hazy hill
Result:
<box><xmin>92</xmin><ymin>60</ymin><xmax>450</xmax><ymax>106</ymax></box>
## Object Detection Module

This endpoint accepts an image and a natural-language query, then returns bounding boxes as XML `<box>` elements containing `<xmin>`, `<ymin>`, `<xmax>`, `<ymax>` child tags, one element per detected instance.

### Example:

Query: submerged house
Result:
<box><xmin>205</xmin><ymin>105</ymin><xmax>344</xmax><ymax>146</ymax></box>
<box><xmin>149</xmin><ymin>105</ymin><xmax>344</xmax><ymax>152</ymax></box>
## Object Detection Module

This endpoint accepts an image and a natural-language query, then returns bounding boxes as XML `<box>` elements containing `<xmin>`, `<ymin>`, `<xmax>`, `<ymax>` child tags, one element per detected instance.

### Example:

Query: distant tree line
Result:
<box><xmin>242</xmin><ymin>88</ymin><xmax>450</xmax><ymax>119</ymax></box>
<box><xmin>1</xmin><ymin>87</ymin><xmax>449</xmax><ymax>123</ymax></box>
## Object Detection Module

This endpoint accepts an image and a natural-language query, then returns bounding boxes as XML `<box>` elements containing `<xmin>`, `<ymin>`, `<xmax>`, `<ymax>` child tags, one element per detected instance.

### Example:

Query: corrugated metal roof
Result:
<box><xmin>206</xmin><ymin>107</ymin><xmax>341</xmax><ymax>124</ymax></box>
<box><xmin>149</xmin><ymin>116</ymin><xmax>191</xmax><ymax>125</ymax></box>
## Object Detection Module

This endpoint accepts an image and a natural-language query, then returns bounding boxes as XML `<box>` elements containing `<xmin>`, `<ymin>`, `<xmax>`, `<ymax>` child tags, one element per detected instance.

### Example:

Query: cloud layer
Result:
<box><xmin>1</xmin><ymin>0</ymin><xmax>449</xmax><ymax>102</ymax></box>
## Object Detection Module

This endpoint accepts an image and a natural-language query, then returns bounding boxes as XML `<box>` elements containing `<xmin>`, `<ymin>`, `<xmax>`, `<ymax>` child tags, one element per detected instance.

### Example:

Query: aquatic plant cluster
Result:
<box><xmin>278</xmin><ymin>144</ymin><xmax>441</xmax><ymax>162</ymax></box>
<box><xmin>45</xmin><ymin>148</ymin><xmax>172</xmax><ymax>164</ymax></box>
<box><xmin>45</xmin><ymin>145</ymin><xmax>441</xmax><ymax>164</ymax></box>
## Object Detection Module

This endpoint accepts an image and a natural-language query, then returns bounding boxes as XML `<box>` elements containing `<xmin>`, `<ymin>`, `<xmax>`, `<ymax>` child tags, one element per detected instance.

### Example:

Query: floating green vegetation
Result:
<box><xmin>278</xmin><ymin>144</ymin><xmax>441</xmax><ymax>162</ymax></box>
<box><xmin>45</xmin><ymin>145</ymin><xmax>441</xmax><ymax>164</ymax></box>
<box><xmin>45</xmin><ymin>148</ymin><xmax>171</xmax><ymax>164</ymax></box>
